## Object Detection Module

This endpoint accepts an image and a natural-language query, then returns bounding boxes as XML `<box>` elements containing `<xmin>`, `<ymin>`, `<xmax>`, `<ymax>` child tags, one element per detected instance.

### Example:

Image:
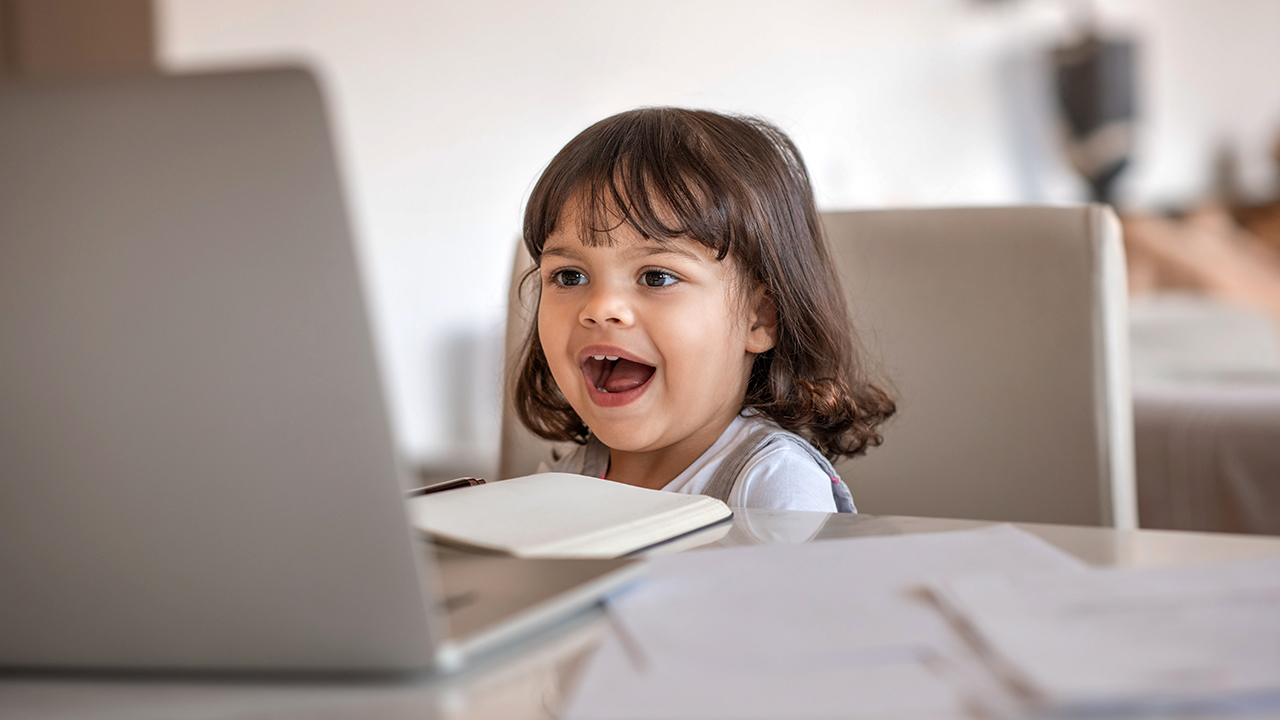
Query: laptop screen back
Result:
<box><xmin>0</xmin><ymin>69</ymin><xmax>439</xmax><ymax>671</ymax></box>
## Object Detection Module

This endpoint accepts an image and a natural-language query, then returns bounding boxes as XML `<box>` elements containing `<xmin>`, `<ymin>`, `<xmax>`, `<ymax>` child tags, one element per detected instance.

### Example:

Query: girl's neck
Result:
<box><xmin>604</xmin><ymin>411</ymin><xmax>741</xmax><ymax>490</ymax></box>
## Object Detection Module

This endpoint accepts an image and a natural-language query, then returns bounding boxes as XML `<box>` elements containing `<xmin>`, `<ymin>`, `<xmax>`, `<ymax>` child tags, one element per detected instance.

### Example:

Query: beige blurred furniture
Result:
<box><xmin>1134</xmin><ymin>381</ymin><xmax>1280</xmax><ymax>535</ymax></box>
<box><xmin>500</xmin><ymin>206</ymin><xmax>1137</xmax><ymax>529</ymax></box>
<box><xmin>4</xmin><ymin>510</ymin><xmax>1278</xmax><ymax>720</ymax></box>
<box><xmin>1128</xmin><ymin>293</ymin><xmax>1280</xmax><ymax>535</ymax></box>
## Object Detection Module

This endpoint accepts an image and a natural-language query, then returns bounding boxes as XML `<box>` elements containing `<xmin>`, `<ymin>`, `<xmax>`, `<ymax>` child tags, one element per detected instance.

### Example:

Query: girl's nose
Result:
<box><xmin>579</xmin><ymin>284</ymin><xmax>633</xmax><ymax>327</ymax></box>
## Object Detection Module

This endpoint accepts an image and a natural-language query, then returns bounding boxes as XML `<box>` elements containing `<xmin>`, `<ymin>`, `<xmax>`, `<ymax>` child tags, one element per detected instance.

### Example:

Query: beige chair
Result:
<box><xmin>500</xmin><ymin>205</ymin><xmax>1137</xmax><ymax>528</ymax></box>
<box><xmin>498</xmin><ymin>242</ymin><xmax>559</xmax><ymax>481</ymax></box>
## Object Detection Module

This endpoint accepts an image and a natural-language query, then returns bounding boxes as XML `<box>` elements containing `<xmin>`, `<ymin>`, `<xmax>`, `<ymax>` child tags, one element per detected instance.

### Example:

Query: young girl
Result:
<box><xmin>514</xmin><ymin>108</ymin><xmax>894</xmax><ymax>512</ymax></box>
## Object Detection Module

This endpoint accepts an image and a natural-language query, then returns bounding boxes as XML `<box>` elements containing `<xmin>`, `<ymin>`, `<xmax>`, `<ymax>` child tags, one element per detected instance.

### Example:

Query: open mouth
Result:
<box><xmin>582</xmin><ymin>355</ymin><xmax>656</xmax><ymax>394</ymax></box>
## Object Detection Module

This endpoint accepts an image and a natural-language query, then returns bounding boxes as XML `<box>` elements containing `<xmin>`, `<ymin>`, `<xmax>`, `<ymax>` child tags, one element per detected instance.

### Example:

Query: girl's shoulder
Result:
<box><xmin>725</xmin><ymin>422</ymin><xmax>840</xmax><ymax>513</ymax></box>
<box><xmin>713</xmin><ymin>413</ymin><xmax>853</xmax><ymax>513</ymax></box>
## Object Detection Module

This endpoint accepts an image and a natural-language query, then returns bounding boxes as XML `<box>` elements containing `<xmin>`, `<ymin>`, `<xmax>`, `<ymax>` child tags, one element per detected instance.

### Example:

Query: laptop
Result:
<box><xmin>0</xmin><ymin>69</ymin><xmax>639</xmax><ymax>673</ymax></box>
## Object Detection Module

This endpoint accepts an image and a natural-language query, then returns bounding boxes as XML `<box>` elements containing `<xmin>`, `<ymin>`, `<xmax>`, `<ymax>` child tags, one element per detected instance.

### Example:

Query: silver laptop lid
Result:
<box><xmin>0</xmin><ymin>69</ymin><xmax>440</xmax><ymax>671</ymax></box>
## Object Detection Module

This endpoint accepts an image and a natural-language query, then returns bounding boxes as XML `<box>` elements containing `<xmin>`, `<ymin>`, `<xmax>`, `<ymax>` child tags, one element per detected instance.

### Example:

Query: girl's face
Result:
<box><xmin>537</xmin><ymin>206</ymin><xmax>776</xmax><ymax>466</ymax></box>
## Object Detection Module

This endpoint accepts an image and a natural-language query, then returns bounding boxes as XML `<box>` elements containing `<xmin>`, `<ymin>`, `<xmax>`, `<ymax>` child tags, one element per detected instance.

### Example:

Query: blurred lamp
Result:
<box><xmin>1054</xmin><ymin>33</ymin><xmax>1137</xmax><ymax>204</ymax></box>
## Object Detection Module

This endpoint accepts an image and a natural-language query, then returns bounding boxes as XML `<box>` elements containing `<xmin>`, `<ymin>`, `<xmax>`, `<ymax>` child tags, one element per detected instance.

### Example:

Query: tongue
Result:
<box><xmin>602</xmin><ymin>358</ymin><xmax>654</xmax><ymax>393</ymax></box>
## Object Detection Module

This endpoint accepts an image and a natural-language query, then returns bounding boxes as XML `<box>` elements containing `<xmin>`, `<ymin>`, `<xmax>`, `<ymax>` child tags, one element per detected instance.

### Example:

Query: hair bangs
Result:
<box><xmin>526</xmin><ymin>110</ymin><xmax>741</xmax><ymax>263</ymax></box>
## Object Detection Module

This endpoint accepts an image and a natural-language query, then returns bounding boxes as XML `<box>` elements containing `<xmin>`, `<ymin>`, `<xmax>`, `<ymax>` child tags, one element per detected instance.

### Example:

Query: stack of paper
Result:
<box><xmin>932</xmin><ymin>555</ymin><xmax>1280</xmax><ymax>716</ymax></box>
<box><xmin>564</xmin><ymin>525</ymin><xmax>1087</xmax><ymax>719</ymax></box>
<box><xmin>564</xmin><ymin>521</ymin><xmax>1280</xmax><ymax>719</ymax></box>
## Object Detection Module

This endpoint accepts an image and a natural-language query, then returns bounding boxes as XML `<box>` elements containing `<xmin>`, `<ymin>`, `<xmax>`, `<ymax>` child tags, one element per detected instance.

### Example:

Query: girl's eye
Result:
<box><xmin>641</xmin><ymin>270</ymin><xmax>678</xmax><ymax>288</ymax></box>
<box><xmin>551</xmin><ymin>269</ymin><xmax>587</xmax><ymax>287</ymax></box>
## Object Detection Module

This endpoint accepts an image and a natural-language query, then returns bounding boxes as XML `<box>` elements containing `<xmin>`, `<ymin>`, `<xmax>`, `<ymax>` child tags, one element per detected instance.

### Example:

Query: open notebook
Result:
<box><xmin>407</xmin><ymin>473</ymin><xmax>733</xmax><ymax>558</ymax></box>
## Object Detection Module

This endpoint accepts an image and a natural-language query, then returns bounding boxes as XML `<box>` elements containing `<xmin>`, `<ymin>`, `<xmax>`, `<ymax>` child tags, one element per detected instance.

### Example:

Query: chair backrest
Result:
<box><xmin>499</xmin><ymin>241</ymin><xmax>560</xmax><ymax>480</ymax></box>
<box><xmin>499</xmin><ymin>205</ymin><xmax>1136</xmax><ymax>528</ymax></box>
<box><xmin>826</xmin><ymin>206</ymin><xmax>1135</xmax><ymax>528</ymax></box>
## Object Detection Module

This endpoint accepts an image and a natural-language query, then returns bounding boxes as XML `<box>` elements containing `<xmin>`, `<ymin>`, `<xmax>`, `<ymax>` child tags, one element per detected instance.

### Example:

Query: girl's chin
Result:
<box><xmin>586</xmin><ymin>424</ymin><xmax>659</xmax><ymax>454</ymax></box>
<box><xmin>575</xmin><ymin>406</ymin><xmax>659</xmax><ymax>447</ymax></box>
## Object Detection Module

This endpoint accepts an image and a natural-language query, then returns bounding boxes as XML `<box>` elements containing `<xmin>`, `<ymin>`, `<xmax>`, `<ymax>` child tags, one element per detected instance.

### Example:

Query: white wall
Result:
<box><xmin>157</xmin><ymin>0</ymin><xmax>1280</xmax><ymax>472</ymax></box>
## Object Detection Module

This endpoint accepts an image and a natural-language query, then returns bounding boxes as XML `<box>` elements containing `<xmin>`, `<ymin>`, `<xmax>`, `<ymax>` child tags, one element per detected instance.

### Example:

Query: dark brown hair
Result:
<box><xmin>514</xmin><ymin>107</ymin><xmax>894</xmax><ymax>460</ymax></box>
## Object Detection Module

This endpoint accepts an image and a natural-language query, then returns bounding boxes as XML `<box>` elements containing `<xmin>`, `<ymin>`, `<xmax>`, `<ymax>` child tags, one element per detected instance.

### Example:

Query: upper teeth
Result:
<box><xmin>592</xmin><ymin>355</ymin><xmax>620</xmax><ymax>361</ymax></box>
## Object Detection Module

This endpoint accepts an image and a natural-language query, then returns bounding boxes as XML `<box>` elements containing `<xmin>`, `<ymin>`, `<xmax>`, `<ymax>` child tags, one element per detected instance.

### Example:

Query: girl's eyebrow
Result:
<box><xmin>541</xmin><ymin>245</ymin><xmax>581</xmax><ymax>260</ymax></box>
<box><xmin>541</xmin><ymin>242</ymin><xmax>705</xmax><ymax>263</ymax></box>
<box><xmin>623</xmin><ymin>243</ymin><xmax>705</xmax><ymax>263</ymax></box>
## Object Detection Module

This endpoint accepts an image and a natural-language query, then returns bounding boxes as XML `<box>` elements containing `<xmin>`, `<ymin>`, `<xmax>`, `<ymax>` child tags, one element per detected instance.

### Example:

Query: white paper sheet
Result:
<box><xmin>934</xmin><ymin>554</ymin><xmax>1280</xmax><ymax>715</ymax></box>
<box><xmin>565</xmin><ymin>525</ymin><xmax>1087</xmax><ymax>720</ymax></box>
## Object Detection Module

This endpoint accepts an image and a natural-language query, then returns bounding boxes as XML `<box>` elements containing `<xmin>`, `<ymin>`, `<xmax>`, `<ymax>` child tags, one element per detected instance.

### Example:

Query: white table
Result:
<box><xmin>5</xmin><ymin>510</ymin><xmax>1280</xmax><ymax>720</ymax></box>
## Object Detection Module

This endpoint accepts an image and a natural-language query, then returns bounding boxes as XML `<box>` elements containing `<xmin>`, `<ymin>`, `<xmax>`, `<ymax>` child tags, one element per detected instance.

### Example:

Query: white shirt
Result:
<box><xmin>540</xmin><ymin>413</ymin><xmax>841</xmax><ymax>513</ymax></box>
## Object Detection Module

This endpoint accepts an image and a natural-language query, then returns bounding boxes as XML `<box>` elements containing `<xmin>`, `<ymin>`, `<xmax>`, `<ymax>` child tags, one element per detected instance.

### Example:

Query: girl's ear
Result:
<box><xmin>746</xmin><ymin>290</ymin><xmax>778</xmax><ymax>354</ymax></box>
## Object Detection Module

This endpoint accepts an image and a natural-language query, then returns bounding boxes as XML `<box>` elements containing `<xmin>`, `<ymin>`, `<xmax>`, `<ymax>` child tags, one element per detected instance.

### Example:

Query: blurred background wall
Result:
<box><xmin>42</xmin><ymin>0</ymin><xmax>1278</xmax><ymax>477</ymax></box>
